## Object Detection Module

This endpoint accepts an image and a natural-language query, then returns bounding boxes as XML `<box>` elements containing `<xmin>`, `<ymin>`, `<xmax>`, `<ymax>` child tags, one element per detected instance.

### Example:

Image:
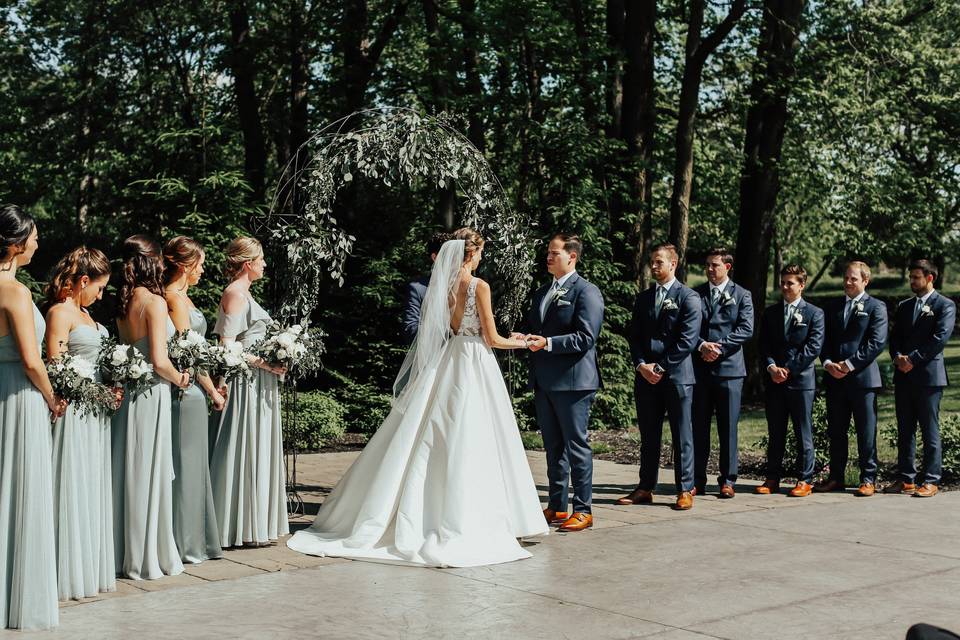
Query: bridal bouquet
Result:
<box><xmin>167</xmin><ymin>329</ymin><xmax>211</xmax><ymax>377</ymax></box>
<box><xmin>97</xmin><ymin>337</ymin><xmax>155</xmax><ymax>396</ymax></box>
<box><xmin>206</xmin><ymin>341</ymin><xmax>252</xmax><ymax>383</ymax></box>
<box><xmin>47</xmin><ymin>352</ymin><xmax>118</xmax><ymax>417</ymax></box>
<box><xmin>252</xmin><ymin>322</ymin><xmax>325</xmax><ymax>380</ymax></box>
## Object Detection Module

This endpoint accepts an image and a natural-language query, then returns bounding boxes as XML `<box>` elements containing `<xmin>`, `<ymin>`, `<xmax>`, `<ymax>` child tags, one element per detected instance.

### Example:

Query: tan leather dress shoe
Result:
<box><xmin>754</xmin><ymin>479</ymin><xmax>779</xmax><ymax>495</ymax></box>
<box><xmin>854</xmin><ymin>483</ymin><xmax>875</xmax><ymax>497</ymax></box>
<box><xmin>789</xmin><ymin>481</ymin><xmax>812</xmax><ymax>497</ymax></box>
<box><xmin>558</xmin><ymin>513</ymin><xmax>593</xmax><ymax>531</ymax></box>
<box><xmin>674</xmin><ymin>492</ymin><xmax>694</xmax><ymax>510</ymax></box>
<box><xmin>617</xmin><ymin>487</ymin><xmax>653</xmax><ymax>505</ymax></box>
<box><xmin>814</xmin><ymin>479</ymin><xmax>845</xmax><ymax>493</ymax></box>
<box><xmin>914</xmin><ymin>483</ymin><xmax>939</xmax><ymax>498</ymax></box>
<box><xmin>883</xmin><ymin>480</ymin><xmax>917</xmax><ymax>495</ymax></box>
<box><xmin>719</xmin><ymin>484</ymin><xmax>735</xmax><ymax>499</ymax></box>
<box><xmin>543</xmin><ymin>508</ymin><xmax>570</xmax><ymax>524</ymax></box>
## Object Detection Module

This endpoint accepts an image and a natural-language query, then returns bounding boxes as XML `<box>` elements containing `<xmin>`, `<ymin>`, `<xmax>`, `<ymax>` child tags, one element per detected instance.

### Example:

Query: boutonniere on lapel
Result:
<box><xmin>792</xmin><ymin>311</ymin><xmax>806</xmax><ymax>327</ymax></box>
<box><xmin>660</xmin><ymin>297</ymin><xmax>679</xmax><ymax>312</ymax></box>
<box><xmin>920</xmin><ymin>303</ymin><xmax>934</xmax><ymax>317</ymax></box>
<box><xmin>854</xmin><ymin>300</ymin><xmax>868</xmax><ymax>317</ymax></box>
<box><xmin>552</xmin><ymin>287</ymin><xmax>571</xmax><ymax>307</ymax></box>
<box><xmin>721</xmin><ymin>290</ymin><xmax>735</xmax><ymax>306</ymax></box>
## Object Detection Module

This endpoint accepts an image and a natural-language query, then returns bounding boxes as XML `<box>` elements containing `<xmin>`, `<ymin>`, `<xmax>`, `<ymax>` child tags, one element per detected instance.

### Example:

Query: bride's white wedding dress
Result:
<box><xmin>287</xmin><ymin>245</ymin><xmax>548</xmax><ymax>568</ymax></box>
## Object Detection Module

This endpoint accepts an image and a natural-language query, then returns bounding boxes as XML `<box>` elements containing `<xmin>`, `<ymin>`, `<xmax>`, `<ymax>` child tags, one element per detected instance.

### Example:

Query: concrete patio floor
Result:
<box><xmin>4</xmin><ymin>451</ymin><xmax>959</xmax><ymax>639</ymax></box>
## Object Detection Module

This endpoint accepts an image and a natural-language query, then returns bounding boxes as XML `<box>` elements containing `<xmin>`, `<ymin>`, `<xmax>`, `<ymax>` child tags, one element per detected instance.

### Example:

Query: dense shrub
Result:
<box><xmin>882</xmin><ymin>413</ymin><xmax>960</xmax><ymax>482</ymax></box>
<box><xmin>328</xmin><ymin>376</ymin><xmax>394</xmax><ymax>435</ymax></box>
<box><xmin>283</xmin><ymin>390</ymin><xmax>346</xmax><ymax>451</ymax></box>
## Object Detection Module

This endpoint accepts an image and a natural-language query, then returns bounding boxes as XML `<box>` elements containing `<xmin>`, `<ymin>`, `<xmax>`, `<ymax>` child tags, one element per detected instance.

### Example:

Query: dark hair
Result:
<box><xmin>650</xmin><ymin>242</ymin><xmax>678</xmax><ymax>261</ymax></box>
<box><xmin>0</xmin><ymin>204</ymin><xmax>36</xmax><ymax>260</ymax></box>
<box><xmin>163</xmin><ymin>236</ymin><xmax>204</xmax><ymax>285</ymax></box>
<box><xmin>705</xmin><ymin>247</ymin><xmax>734</xmax><ymax>267</ymax></box>
<box><xmin>909</xmin><ymin>259</ymin><xmax>938</xmax><ymax>281</ymax></box>
<box><xmin>427</xmin><ymin>232</ymin><xmax>451</xmax><ymax>256</ymax></box>
<box><xmin>780</xmin><ymin>264</ymin><xmax>807</xmax><ymax>285</ymax></box>
<box><xmin>551</xmin><ymin>233</ymin><xmax>583</xmax><ymax>259</ymax></box>
<box><xmin>118</xmin><ymin>235</ymin><xmax>164</xmax><ymax>317</ymax></box>
<box><xmin>44</xmin><ymin>247</ymin><xmax>111</xmax><ymax>308</ymax></box>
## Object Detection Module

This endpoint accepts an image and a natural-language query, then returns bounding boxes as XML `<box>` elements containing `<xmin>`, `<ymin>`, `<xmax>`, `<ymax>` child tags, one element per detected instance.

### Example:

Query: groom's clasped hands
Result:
<box><xmin>508</xmin><ymin>332</ymin><xmax>548</xmax><ymax>351</ymax></box>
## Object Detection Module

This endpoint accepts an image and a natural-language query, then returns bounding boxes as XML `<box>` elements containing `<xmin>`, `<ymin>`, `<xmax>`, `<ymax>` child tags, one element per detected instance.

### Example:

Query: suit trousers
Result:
<box><xmin>636</xmin><ymin>379</ymin><xmax>695</xmax><ymax>493</ymax></box>
<box><xmin>535</xmin><ymin>389</ymin><xmax>596</xmax><ymax>513</ymax></box>
<box><xmin>764</xmin><ymin>384</ymin><xmax>815</xmax><ymax>482</ymax></box>
<box><xmin>825</xmin><ymin>384</ymin><xmax>879</xmax><ymax>484</ymax></box>
<box><xmin>894</xmin><ymin>384</ymin><xmax>943</xmax><ymax>485</ymax></box>
<box><xmin>693</xmin><ymin>376</ymin><xmax>743</xmax><ymax>488</ymax></box>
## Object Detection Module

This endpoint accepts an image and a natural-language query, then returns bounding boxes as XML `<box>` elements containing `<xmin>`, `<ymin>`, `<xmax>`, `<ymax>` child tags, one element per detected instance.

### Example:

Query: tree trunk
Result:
<box><xmin>570</xmin><ymin>0</ymin><xmax>597</xmax><ymax>124</ymax></box>
<box><xmin>228</xmin><ymin>1</ymin><xmax>267</xmax><ymax>205</ymax></box>
<box><xmin>734</xmin><ymin>0</ymin><xmax>805</xmax><ymax>395</ymax></box>
<box><xmin>668</xmin><ymin>0</ymin><xmax>747</xmax><ymax>280</ymax></box>
<box><xmin>517</xmin><ymin>31</ymin><xmax>541</xmax><ymax>213</ymax></box>
<box><xmin>422</xmin><ymin>0</ymin><xmax>455</xmax><ymax>229</ymax></box>
<box><xmin>75</xmin><ymin>6</ymin><xmax>98</xmax><ymax>230</ymax></box>
<box><xmin>341</xmin><ymin>0</ymin><xmax>411</xmax><ymax>117</ymax></box>
<box><xmin>458</xmin><ymin>0</ymin><xmax>485</xmax><ymax>153</ymax></box>
<box><xmin>288</xmin><ymin>0</ymin><xmax>310</xmax><ymax>213</ymax></box>
<box><xmin>605</xmin><ymin>0</ymin><xmax>625</xmax><ymax>140</ymax></box>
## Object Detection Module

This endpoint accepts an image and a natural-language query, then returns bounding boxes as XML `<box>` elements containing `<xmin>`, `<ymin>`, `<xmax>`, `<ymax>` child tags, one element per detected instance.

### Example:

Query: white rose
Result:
<box><xmin>289</xmin><ymin>324</ymin><xmax>303</xmax><ymax>336</ymax></box>
<box><xmin>186</xmin><ymin>331</ymin><xmax>206</xmax><ymax>346</ymax></box>
<box><xmin>276</xmin><ymin>348</ymin><xmax>288</xmax><ymax>360</ymax></box>
<box><xmin>111</xmin><ymin>347</ymin><xmax>129</xmax><ymax>365</ymax></box>
<box><xmin>223</xmin><ymin>353</ymin><xmax>243</xmax><ymax>368</ymax></box>
<box><xmin>69</xmin><ymin>357</ymin><xmax>97</xmax><ymax>380</ymax></box>
<box><xmin>276</xmin><ymin>333</ymin><xmax>295</xmax><ymax>349</ymax></box>
<box><xmin>226</xmin><ymin>342</ymin><xmax>244</xmax><ymax>355</ymax></box>
<box><xmin>178</xmin><ymin>338</ymin><xmax>191</xmax><ymax>349</ymax></box>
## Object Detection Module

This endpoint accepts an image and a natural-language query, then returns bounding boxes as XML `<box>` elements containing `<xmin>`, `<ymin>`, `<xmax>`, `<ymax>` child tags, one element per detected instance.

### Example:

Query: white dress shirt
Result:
<box><xmin>824</xmin><ymin>291</ymin><xmax>865</xmax><ymax>372</ymax></box>
<box><xmin>543</xmin><ymin>270</ymin><xmax>577</xmax><ymax>352</ymax></box>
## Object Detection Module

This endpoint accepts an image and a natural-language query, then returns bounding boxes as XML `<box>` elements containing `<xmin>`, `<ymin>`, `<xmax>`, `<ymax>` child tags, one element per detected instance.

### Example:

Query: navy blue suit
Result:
<box><xmin>759</xmin><ymin>299</ymin><xmax>824</xmax><ymax>483</ymax></box>
<box><xmin>820</xmin><ymin>293</ymin><xmax>887</xmax><ymax>484</ymax></box>
<box><xmin>527</xmin><ymin>272</ymin><xmax>604</xmax><ymax>514</ymax></box>
<box><xmin>629</xmin><ymin>281</ymin><xmax>701</xmax><ymax>493</ymax></box>
<box><xmin>889</xmin><ymin>290</ymin><xmax>956</xmax><ymax>485</ymax></box>
<box><xmin>400</xmin><ymin>275</ymin><xmax>430</xmax><ymax>345</ymax></box>
<box><xmin>692</xmin><ymin>281</ymin><xmax>754</xmax><ymax>489</ymax></box>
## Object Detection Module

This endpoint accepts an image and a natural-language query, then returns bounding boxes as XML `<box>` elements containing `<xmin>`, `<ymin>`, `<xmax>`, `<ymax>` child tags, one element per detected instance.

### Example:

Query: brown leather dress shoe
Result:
<box><xmin>914</xmin><ymin>483</ymin><xmax>939</xmax><ymax>498</ymax></box>
<box><xmin>854</xmin><ymin>483</ymin><xmax>875</xmax><ymax>497</ymax></box>
<box><xmin>543</xmin><ymin>508</ymin><xmax>570</xmax><ymax>524</ymax></box>
<box><xmin>754</xmin><ymin>478</ymin><xmax>779</xmax><ymax>495</ymax></box>
<box><xmin>719</xmin><ymin>484</ymin><xmax>735</xmax><ymax>499</ymax></box>
<box><xmin>814</xmin><ymin>479</ymin><xmax>845</xmax><ymax>493</ymax></box>
<box><xmin>558</xmin><ymin>513</ymin><xmax>593</xmax><ymax>531</ymax></box>
<box><xmin>674</xmin><ymin>492</ymin><xmax>694</xmax><ymax>510</ymax></box>
<box><xmin>789</xmin><ymin>481</ymin><xmax>813</xmax><ymax>497</ymax></box>
<box><xmin>616</xmin><ymin>487</ymin><xmax>653</xmax><ymax>505</ymax></box>
<box><xmin>882</xmin><ymin>480</ymin><xmax>917</xmax><ymax>495</ymax></box>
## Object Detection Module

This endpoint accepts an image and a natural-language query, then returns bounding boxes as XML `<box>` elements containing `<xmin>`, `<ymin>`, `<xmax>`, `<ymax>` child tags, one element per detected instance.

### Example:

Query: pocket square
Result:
<box><xmin>557</xmin><ymin>299</ymin><xmax>572</xmax><ymax>307</ymax></box>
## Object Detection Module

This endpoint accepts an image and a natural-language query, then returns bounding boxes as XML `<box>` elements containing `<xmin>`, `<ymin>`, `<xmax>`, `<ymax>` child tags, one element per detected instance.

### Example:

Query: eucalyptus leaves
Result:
<box><xmin>260</xmin><ymin>107</ymin><xmax>536</xmax><ymax>330</ymax></box>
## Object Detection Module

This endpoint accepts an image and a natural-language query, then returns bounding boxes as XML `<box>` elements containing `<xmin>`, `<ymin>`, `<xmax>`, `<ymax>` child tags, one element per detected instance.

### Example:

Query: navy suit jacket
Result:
<box><xmin>527</xmin><ymin>273</ymin><xmax>604</xmax><ymax>392</ymax></box>
<box><xmin>629</xmin><ymin>282</ymin><xmax>701</xmax><ymax>386</ymax></box>
<box><xmin>760</xmin><ymin>299</ymin><xmax>825</xmax><ymax>391</ymax></box>
<box><xmin>400</xmin><ymin>275</ymin><xmax>430</xmax><ymax>346</ymax></box>
<box><xmin>820</xmin><ymin>293</ymin><xmax>888</xmax><ymax>389</ymax></box>
<box><xmin>889</xmin><ymin>290</ymin><xmax>956</xmax><ymax>387</ymax></box>
<box><xmin>693</xmin><ymin>281</ymin><xmax>754</xmax><ymax>379</ymax></box>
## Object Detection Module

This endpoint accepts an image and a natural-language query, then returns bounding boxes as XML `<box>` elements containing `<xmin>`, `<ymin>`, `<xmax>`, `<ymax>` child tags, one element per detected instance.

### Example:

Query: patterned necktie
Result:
<box><xmin>655</xmin><ymin>285</ymin><xmax>666</xmax><ymax>318</ymax></box>
<box><xmin>843</xmin><ymin>298</ymin><xmax>853</xmax><ymax>327</ymax></box>
<box><xmin>711</xmin><ymin>286</ymin><xmax>721</xmax><ymax>309</ymax></box>
<box><xmin>913</xmin><ymin>296</ymin><xmax>924</xmax><ymax>323</ymax></box>
<box><xmin>784</xmin><ymin>303</ymin><xmax>794</xmax><ymax>331</ymax></box>
<box><xmin>541</xmin><ymin>280</ymin><xmax>559</xmax><ymax>321</ymax></box>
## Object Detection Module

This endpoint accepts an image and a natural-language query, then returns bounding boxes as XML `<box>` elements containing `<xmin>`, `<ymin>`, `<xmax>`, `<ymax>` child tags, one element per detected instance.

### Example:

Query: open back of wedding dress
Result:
<box><xmin>287</xmin><ymin>240</ymin><xmax>548</xmax><ymax>567</ymax></box>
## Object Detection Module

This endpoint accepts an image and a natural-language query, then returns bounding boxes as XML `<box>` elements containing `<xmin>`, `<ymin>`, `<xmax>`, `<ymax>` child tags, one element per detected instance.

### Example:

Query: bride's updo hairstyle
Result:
<box><xmin>0</xmin><ymin>203</ymin><xmax>35</xmax><ymax>262</ymax></box>
<box><xmin>451</xmin><ymin>227</ymin><xmax>484</xmax><ymax>263</ymax></box>
<box><xmin>118</xmin><ymin>235</ymin><xmax>164</xmax><ymax>317</ymax></box>
<box><xmin>224</xmin><ymin>236</ymin><xmax>262</xmax><ymax>281</ymax></box>
<box><xmin>44</xmin><ymin>246</ymin><xmax>111</xmax><ymax>308</ymax></box>
<box><xmin>163</xmin><ymin>236</ymin><xmax>204</xmax><ymax>285</ymax></box>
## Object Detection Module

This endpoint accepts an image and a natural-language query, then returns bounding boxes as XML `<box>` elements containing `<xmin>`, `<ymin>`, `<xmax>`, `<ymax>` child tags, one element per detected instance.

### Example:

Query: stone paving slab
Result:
<box><xmin>2</xmin><ymin>450</ymin><xmax>957</xmax><ymax>639</ymax></box>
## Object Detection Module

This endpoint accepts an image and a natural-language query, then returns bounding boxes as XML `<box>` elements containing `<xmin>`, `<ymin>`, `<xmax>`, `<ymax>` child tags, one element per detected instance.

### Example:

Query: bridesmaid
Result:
<box><xmin>163</xmin><ymin>236</ymin><xmax>224</xmax><ymax>564</ymax></box>
<box><xmin>44</xmin><ymin>247</ymin><xmax>117</xmax><ymax>600</ymax></box>
<box><xmin>0</xmin><ymin>204</ymin><xmax>63</xmax><ymax>629</ymax></box>
<box><xmin>113</xmin><ymin>235</ymin><xmax>189</xmax><ymax>580</ymax></box>
<box><xmin>210</xmin><ymin>237</ymin><xmax>289</xmax><ymax>547</ymax></box>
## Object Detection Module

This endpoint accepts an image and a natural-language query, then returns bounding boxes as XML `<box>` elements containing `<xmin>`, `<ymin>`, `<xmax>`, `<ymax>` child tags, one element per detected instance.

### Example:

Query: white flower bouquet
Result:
<box><xmin>167</xmin><ymin>329</ymin><xmax>210</xmax><ymax>377</ymax></box>
<box><xmin>207</xmin><ymin>340</ymin><xmax>252</xmax><ymax>383</ymax></box>
<box><xmin>97</xmin><ymin>337</ymin><xmax>155</xmax><ymax>396</ymax></box>
<box><xmin>47</xmin><ymin>352</ymin><xmax>118</xmax><ymax>417</ymax></box>
<box><xmin>252</xmin><ymin>322</ymin><xmax>325</xmax><ymax>381</ymax></box>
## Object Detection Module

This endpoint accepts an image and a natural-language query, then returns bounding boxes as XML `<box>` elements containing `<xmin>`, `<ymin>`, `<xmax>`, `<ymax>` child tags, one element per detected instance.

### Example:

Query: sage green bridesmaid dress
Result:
<box><xmin>0</xmin><ymin>303</ymin><xmax>58</xmax><ymax>629</ymax></box>
<box><xmin>111</xmin><ymin>316</ymin><xmax>184</xmax><ymax>580</ymax></box>
<box><xmin>51</xmin><ymin>322</ymin><xmax>116</xmax><ymax>599</ymax></box>
<box><xmin>171</xmin><ymin>307</ymin><xmax>222</xmax><ymax>563</ymax></box>
<box><xmin>210</xmin><ymin>295</ymin><xmax>289</xmax><ymax>546</ymax></box>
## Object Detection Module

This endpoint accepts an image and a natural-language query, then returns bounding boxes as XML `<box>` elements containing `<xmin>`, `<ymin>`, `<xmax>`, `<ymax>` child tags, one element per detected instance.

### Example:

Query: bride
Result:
<box><xmin>287</xmin><ymin>228</ymin><xmax>549</xmax><ymax>567</ymax></box>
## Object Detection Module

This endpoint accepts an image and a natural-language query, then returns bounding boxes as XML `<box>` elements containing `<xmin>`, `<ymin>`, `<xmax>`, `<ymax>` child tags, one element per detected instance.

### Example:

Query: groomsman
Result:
<box><xmin>526</xmin><ymin>234</ymin><xmax>604</xmax><ymax>532</ymax></box>
<box><xmin>756</xmin><ymin>264</ymin><xmax>824</xmax><ymax>498</ymax></box>
<box><xmin>815</xmin><ymin>261</ymin><xmax>888</xmax><ymax>496</ymax></box>
<box><xmin>619</xmin><ymin>243</ymin><xmax>701</xmax><ymax>510</ymax></box>
<box><xmin>884</xmin><ymin>259</ymin><xmax>956</xmax><ymax>497</ymax></box>
<box><xmin>401</xmin><ymin>231</ymin><xmax>450</xmax><ymax>344</ymax></box>
<box><xmin>692</xmin><ymin>249</ymin><xmax>754</xmax><ymax>498</ymax></box>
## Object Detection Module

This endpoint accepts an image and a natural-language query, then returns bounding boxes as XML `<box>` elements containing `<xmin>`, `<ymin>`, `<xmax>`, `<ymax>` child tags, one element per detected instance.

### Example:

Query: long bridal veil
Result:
<box><xmin>391</xmin><ymin>239</ymin><xmax>464</xmax><ymax>405</ymax></box>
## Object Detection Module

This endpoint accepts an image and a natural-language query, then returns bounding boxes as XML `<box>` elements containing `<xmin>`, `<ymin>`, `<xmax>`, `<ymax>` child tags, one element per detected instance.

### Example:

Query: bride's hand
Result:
<box><xmin>509</xmin><ymin>332</ymin><xmax>527</xmax><ymax>341</ymax></box>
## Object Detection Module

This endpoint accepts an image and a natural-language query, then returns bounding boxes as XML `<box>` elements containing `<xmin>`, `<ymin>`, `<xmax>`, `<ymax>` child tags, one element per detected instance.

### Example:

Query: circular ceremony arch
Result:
<box><xmin>256</xmin><ymin>106</ymin><xmax>537</xmax><ymax>332</ymax></box>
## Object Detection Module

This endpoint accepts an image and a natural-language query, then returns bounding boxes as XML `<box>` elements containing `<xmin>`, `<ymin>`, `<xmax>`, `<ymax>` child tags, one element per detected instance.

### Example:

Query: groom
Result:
<box><xmin>525</xmin><ymin>233</ymin><xmax>604</xmax><ymax>532</ymax></box>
